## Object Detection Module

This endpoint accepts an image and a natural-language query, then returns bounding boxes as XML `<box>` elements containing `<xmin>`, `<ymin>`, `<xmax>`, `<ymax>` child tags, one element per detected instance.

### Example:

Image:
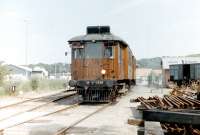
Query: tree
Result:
<box><xmin>0</xmin><ymin>65</ymin><xmax>9</xmax><ymax>85</ymax></box>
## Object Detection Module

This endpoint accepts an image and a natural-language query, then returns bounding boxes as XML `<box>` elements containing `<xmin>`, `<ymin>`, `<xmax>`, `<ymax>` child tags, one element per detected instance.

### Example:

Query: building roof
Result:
<box><xmin>161</xmin><ymin>56</ymin><xmax>200</xmax><ymax>69</ymax></box>
<box><xmin>33</xmin><ymin>67</ymin><xmax>48</xmax><ymax>76</ymax></box>
<box><xmin>0</xmin><ymin>61</ymin><xmax>7</xmax><ymax>66</ymax></box>
<box><xmin>18</xmin><ymin>65</ymin><xmax>32</xmax><ymax>72</ymax></box>
<box><xmin>8</xmin><ymin>64</ymin><xmax>32</xmax><ymax>72</ymax></box>
<box><xmin>68</xmin><ymin>33</ymin><xmax>128</xmax><ymax>46</ymax></box>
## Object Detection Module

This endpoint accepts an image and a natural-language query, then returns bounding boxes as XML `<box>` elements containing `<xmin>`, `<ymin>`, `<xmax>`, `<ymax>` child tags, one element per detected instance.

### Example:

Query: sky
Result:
<box><xmin>0</xmin><ymin>0</ymin><xmax>200</xmax><ymax>65</ymax></box>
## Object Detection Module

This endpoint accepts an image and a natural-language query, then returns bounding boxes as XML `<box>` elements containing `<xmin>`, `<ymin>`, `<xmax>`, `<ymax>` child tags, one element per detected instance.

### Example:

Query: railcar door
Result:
<box><xmin>83</xmin><ymin>42</ymin><xmax>103</xmax><ymax>80</ymax></box>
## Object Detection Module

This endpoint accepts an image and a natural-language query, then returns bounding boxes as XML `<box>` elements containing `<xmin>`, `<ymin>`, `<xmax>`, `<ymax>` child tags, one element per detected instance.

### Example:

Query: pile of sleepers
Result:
<box><xmin>169</xmin><ymin>80</ymin><xmax>200</xmax><ymax>97</ymax></box>
<box><xmin>170</xmin><ymin>87</ymin><xmax>196</xmax><ymax>97</ymax></box>
<box><xmin>132</xmin><ymin>95</ymin><xmax>200</xmax><ymax>135</ymax></box>
<box><xmin>133</xmin><ymin>95</ymin><xmax>200</xmax><ymax>110</ymax></box>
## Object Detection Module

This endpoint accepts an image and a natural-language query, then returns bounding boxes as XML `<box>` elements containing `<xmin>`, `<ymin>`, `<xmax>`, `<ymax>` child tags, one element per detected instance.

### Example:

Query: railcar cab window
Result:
<box><xmin>72</xmin><ymin>44</ymin><xmax>84</xmax><ymax>59</ymax></box>
<box><xmin>85</xmin><ymin>42</ymin><xmax>103</xmax><ymax>59</ymax></box>
<box><xmin>71</xmin><ymin>42</ymin><xmax>103</xmax><ymax>59</ymax></box>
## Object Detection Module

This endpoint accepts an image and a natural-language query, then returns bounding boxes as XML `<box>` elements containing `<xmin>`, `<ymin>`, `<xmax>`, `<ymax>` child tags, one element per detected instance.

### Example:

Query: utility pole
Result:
<box><xmin>24</xmin><ymin>19</ymin><xmax>29</xmax><ymax>65</ymax></box>
<box><xmin>55</xmin><ymin>64</ymin><xmax>57</xmax><ymax>79</ymax></box>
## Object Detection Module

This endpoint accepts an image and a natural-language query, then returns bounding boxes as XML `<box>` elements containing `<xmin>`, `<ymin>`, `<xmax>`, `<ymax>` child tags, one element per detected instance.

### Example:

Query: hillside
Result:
<box><xmin>186</xmin><ymin>54</ymin><xmax>200</xmax><ymax>57</ymax></box>
<box><xmin>136</xmin><ymin>54</ymin><xmax>200</xmax><ymax>69</ymax></box>
<box><xmin>27</xmin><ymin>54</ymin><xmax>200</xmax><ymax>72</ymax></box>
<box><xmin>136</xmin><ymin>57</ymin><xmax>162</xmax><ymax>69</ymax></box>
<box><xmin>28</xmin><ymin>63</ymin><xmax>70</xmax><ymax>74</ymax></box>
<box><xmin>29</xmin><ymin>58</ymin><xmax>163</xmax><ymax>73</ymax></box>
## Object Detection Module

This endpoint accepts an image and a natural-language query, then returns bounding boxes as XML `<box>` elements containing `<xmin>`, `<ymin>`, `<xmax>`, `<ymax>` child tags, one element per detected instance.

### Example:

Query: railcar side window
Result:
<box><xmin>118</xmin><ymin>46</ymin><xmax>122</xmax><ymax>64</ymax></box>
<box><xmin>128</xmin><ymin>51</ymin><xmax>132</xmax><ymax>66</ymax></box>
<box><xmin>104</xmin><ymin>46</ymin><xmax>113</xmax><ymax>58</ymax></box>
<box><xmin>72</xmin><ymin>48</ymin><xmax>84</xmax><ymax>59</ymax></box>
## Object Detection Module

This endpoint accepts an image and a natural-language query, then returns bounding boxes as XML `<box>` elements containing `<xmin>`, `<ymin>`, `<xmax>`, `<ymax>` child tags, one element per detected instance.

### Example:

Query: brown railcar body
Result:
<box><xmin>71</xmin><ymin>43</ymin><xmax>135</xmax><ymax>82</ymax></box>
<box><xmin>68</xmin><ymin>26</ymin><xmax>136</xmax><ymax>102</ymax></box>
<box><xmin>71</xmin><ymin>59</ymin><xmax>114</xmax><ymax>80</ymax></box>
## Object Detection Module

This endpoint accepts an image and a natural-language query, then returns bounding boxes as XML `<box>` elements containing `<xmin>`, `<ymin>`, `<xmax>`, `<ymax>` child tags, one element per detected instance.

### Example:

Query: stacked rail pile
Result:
<box><xmin>170</xmin><ymin>87</ymin><xmax>196</xmax><ymax>97</ymax></box>
<box><xmin>170</xmin><ymin>86</ymin><xmax>197</xmax><ymax>98</ymax></box>
<box><xmin>170</xmin><ymin>81</ymin><xmax>200</xmax><ymax>97</ymax></box>
<box><xmin>161</xmin><ymin>123</ymin><xmax>200</xmax><ymax>135</ymax></box>
<box><xmin>133</xmin><ymin>95</ymin><xmax>200</xmax><ymax>110</ymax></box>
<box><xmin>132</xmin><ymin>95</ymin><xmax>200</xmax><ymax>135</ymax></box>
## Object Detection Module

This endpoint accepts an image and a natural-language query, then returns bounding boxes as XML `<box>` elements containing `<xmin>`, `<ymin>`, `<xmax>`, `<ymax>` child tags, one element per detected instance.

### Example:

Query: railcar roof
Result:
<box><xmin>68</xmin><ymin>33</ymin><xmax>128</xmax><ymax>46</ymax></box>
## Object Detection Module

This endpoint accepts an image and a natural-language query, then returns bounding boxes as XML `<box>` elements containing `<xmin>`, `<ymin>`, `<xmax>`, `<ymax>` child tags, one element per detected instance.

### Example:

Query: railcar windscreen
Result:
<box><xmin>85</xmin><ymin>42</ymin><xmax>103</xmax><ymax>59</ymax></box>
<box><xmin>71</xmin><ymin>42</ymin><xmax>115</xmax><ymax>59</ymax></box>
<box><xmin>72</xmin><ymin>42</ymin><xmax>103</xmax><ymax>59</ymax></box>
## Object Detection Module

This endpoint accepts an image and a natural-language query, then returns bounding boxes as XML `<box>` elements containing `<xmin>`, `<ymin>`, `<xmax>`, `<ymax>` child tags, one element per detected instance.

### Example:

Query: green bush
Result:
<box><xmin>17</xmin><ymin>81</ymin><xmax>31</xmax><ymax>92</ymax></box>
<box><xmin>0</xmin><ymin>65</ymin><xmax>9</xmax><ymax>86</ymax></box>
<box><xmin>31</xmin><ymin>78</ymin><xmax>39</xmax><ymax>90</ymax></box>
<box><xmin>0</xmin><ymin>79</ymin><xmax>66</xmax><ymax>96</ymax></box>
<box><xmin>0</xmin><ymin>87</ymin><xmax>8</xmax><ymax>96</ymax></box>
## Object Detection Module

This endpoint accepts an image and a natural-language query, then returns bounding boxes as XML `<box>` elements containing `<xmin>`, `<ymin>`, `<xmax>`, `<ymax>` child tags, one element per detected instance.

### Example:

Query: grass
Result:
<box><xmin>0</xmin><ymin>79</ymin><xmax>66</xmax><ymax>96</ymax></box>
<box><xmin>0</xmin><ymin>87</ymin><xmax>9</xmax><ymax>96</ymax></box>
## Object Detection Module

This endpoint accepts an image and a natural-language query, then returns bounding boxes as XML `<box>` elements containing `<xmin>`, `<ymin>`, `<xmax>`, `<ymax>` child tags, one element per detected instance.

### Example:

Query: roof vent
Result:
<box><xmin>87</xmin><ymin>26</ymin><xmax>110</xmax><ymax>34</ymax></box>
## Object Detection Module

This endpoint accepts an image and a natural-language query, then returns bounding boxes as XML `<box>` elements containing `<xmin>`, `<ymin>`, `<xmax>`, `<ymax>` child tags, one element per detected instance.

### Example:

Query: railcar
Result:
<box><xmin>68</xmin><ymin>26</ymin><xmax>136</xmax><ymax>102</ymax></box>
<box><xmin>170</xmin><ymin>63</ymin><xmax>200</xmax><ymax>86</ymax></box>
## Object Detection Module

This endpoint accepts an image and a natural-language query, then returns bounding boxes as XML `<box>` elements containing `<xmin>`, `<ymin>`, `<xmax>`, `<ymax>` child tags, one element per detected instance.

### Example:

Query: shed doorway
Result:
<box><xmin>183</xmin><ymin>64</ymin><xmax>190</xmax><ymax>80</ymax></box>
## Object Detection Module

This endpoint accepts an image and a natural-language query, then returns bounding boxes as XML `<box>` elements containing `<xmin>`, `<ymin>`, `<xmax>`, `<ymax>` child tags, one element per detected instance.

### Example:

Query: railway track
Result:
<box><xmin>0</xmin><ymin>103</ymin><xmax>79</xmax><ymax>134</ymax></box>
<box><xmin>1</xmin><ymin>101</ymin><xmax>113</xmax><ymax>135</ymax></box>
<box><xmin>0</xmin><ymin>90</ymin><xmax>79</xmax><ymax>134</ymax></box>
<box><xmin>0</xmin><ymin>91</ymin><xmax>77</xmax><ymax>122</ymax></box>
<box><xmin>0</xmin><ymin>89</ymin><xmax>115</xmax><ymax>135</ymax></box>
<box><xmin>0</xmin><ymin>90</ymin><xmax>73</xmax><ymax>110</ymax></box>
<box><xmin>54</xmin><ymin>103</ymin><xmax>112</xmax><ymax>135</ymax></box>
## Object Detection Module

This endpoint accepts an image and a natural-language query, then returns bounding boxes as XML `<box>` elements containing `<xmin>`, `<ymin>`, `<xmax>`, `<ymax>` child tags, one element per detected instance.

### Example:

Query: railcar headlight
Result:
<box><xmin>86</xmin><ymin>81</ymin><xmax>90</xmax><ymax>85</ymax></box>
<box><xmin>101</xmin><ymin>69</ymin><xmax>106</xmax><ymax>75</ymax></box>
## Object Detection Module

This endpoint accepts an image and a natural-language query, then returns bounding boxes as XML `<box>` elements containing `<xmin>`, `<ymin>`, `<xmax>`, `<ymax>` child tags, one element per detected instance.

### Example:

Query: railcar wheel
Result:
<box><xmin>110</xmin><ymin>88</ymin><xmax>117</xmax><ymax>102</ymax></box>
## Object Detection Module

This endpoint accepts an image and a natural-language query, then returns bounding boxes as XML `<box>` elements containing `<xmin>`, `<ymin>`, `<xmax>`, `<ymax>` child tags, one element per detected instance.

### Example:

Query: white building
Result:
<box><xmin>7</xmin><ymin>65</ymin><xmax>32</xmax><ymax>81</ymax></box>
<box><xmin>32</xmin><ymin>67</ymin><xmax>48</xmax><ymax>79</ymax></box>
<box><xmin>136</xmin><ymin>68</ymin><xmax>152</xmax><ymax>86</ymax></box>
<box><xmin>49</xmin><ymin>72</ymin><xmax>71</xmax><ymax>80</ymax></box>
<box><xmin>136</xmin><ymin>68</ymin><xmax>162</xmax><ymax>86</ymax></box>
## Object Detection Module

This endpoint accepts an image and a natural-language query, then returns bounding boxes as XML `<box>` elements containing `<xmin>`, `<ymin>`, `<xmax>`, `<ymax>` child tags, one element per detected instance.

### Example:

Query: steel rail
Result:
<box><xmin>0</xmin><ymin>103</ymin><xmax>79</xmax><ymax>134</ymax></box>
<box><xmin>0</xmin><ymin>90</ymin><xmax>72</xmax><ymax>110</ymax></box>
<box><xmin>54</xmin><ymin>103</ymin><xmax>112</xmax><ymax>135</ymax></box>
<box><xmin>0</xmin><ymin>91</ymin><xmax>77</xmax><ymax>122</ymax></box>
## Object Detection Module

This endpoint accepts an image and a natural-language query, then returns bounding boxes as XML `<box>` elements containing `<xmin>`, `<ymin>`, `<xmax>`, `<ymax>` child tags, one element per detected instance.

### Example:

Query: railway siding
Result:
<box><xmin>3</xmin><ymin>105</ymin><xmax>105</xmax><ymax>135</ymax></box>
<box><xmin>0</xmin><ymin>91</ymin><xmax>78</xmax><ymax>134</ymax></box>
